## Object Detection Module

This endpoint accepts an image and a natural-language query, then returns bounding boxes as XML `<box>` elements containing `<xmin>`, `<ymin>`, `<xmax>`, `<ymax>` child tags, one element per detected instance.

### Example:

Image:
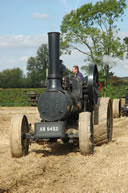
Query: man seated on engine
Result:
<box><xmin>72</xmin><ymin>65</ymin><xmax>83</xmax><ymax>81</ymax></box>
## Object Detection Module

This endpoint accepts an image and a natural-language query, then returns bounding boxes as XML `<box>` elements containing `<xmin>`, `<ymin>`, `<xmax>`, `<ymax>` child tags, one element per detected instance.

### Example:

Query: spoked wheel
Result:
<box><xmin>79</xmin><ymin>112</ymin><xmax>94</xmax><ymax>155</ymax></box>
<box><xmin>94</xmin><ymin>97</ymin><xmax>113</xmax><ymax>146</ymax></box>
<box><xmin>113</xmin><ymin>99</ymin><xmax>121</xmax><ymax>118</ymax></box>
<box><xmin>10</xmin><ymin>114</ymin><xmax>30</xmax><ymax>158</ymax></box>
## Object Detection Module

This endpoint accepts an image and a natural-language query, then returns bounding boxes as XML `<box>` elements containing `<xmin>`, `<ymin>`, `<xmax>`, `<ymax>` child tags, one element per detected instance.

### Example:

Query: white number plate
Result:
<box><xmin>39</xmin><ymin>126</ymin><xmax>59</xmax><ymax>132</ymax></box>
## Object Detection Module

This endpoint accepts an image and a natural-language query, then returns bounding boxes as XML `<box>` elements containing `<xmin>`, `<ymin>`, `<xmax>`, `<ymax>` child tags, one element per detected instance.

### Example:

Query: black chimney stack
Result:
<box><xmin>47</xmin><ymin>32</ymin><xmax>62</xmax><ymax>90</ymax></box>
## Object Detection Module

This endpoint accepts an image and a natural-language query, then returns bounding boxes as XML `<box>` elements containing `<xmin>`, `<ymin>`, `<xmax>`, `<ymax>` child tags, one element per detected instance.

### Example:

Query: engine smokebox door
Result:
<box><xmin>34</xmin><ymin>121</ymin><xmax>65</xmax><ymax>139</ymax></box>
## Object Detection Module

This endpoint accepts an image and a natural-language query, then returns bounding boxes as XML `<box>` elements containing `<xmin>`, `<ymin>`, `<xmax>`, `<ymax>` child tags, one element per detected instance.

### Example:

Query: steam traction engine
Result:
<box><xmin>10</xmin><ymin>32</ymin><xmax>113</xmax><ymax>157</ymax></box>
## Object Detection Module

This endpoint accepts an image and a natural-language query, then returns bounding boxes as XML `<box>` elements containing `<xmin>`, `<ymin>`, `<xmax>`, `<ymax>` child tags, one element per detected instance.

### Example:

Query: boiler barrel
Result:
<box><xmin>38</xmin><ymin>91</ymin><xmax>73</xmax><ymax>121</ymax></box>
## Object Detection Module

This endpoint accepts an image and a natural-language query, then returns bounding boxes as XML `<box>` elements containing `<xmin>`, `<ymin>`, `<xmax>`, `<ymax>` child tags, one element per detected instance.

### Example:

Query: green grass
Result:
<box><xmin>0</xmin><ymin>88</ymin><xmax>45</xmax><ymax>106</ymax></box>
<box><xmin>99</xmin><ymin>83</ymin><xmax>128</xmax><ymax>99</ymax></box>
<box><xmin>0</xmin><ymin>83</ymin><xmax>128</xmax><ymax>107</ymax></box>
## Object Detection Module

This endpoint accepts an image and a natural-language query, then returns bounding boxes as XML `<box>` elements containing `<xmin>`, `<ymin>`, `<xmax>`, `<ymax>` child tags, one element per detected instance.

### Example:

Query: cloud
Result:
<box><xmin>0</xmin><ymin>31</ymin><xmax>128</xmax><ymax>77</ymax></box>
<box><xmin>0</xmin><ymin>34</ymin><xmax>48</xmax><ymax>73</ymax></box>
<box><xmin>32</xmin><ymin>13</ymin><xmax>49</xmax><ymax>20</ymax></box>
<box><xmin>0</xmin><ymin>57</ymin><xmax>28</xmax><ymax>73</ymax></box>
<box><xmin>19</xmin><ymin>56</ymin><xmax>29</xmax><ymax>62</ymax></box>
<box><xmin>0</xmin><ymin>34</ymin><xmax>48</xmax><ymax>49</ymax></box>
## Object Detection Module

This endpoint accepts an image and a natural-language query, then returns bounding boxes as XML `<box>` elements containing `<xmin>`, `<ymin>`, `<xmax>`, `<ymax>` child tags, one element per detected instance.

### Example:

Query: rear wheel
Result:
<box><xmin>94</xmin><ymin>97</ymin><xmax>113</xmax><ymax>146</ymax></box>
<box><xmin>79</xmin><ymin>112</ymin><xmax>94</xmax><ymax>155</ymax></box>
<box><xmin>113</xmin><ymin>99</ymin><xmax>121</xmax><ymax>118</ymax></box>
<box><xmin>10</xmin><ymin>114</ymin><xmax>30</xmax><ymax>158</ymax></box>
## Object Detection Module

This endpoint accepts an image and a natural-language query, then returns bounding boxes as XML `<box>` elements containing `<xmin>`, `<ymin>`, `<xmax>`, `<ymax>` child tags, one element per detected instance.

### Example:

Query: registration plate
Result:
<box><xmin>34</xmin><ymin>121</ymin><xmax>65</xmax><ymax>138</ymax></box>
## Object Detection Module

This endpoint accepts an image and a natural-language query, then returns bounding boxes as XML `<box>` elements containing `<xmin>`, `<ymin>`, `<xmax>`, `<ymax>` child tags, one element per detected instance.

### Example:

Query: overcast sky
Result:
<box><xmin>0</xmin><ymin>0</ymin><xmax>128</xmax><ymax>77</ymax></box>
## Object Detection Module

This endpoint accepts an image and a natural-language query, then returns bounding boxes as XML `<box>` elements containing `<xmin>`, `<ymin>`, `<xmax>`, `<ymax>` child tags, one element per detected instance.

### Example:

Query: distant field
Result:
<box><xmin>0</xmin><ymin>88</ymin><xmax>45</xmax><ymax>106</ymax></box>
<box><xmin>99</xmin><ymin>83</ymin><xmax>128</xmax><ymax>99</ymax></box>
<box><xmin>111</xmin><ymin>76</ymin><xmax>128</xmax><ymax>85</ymax></box>
<box><xmin>98</xmin><ymin>76</ymin><xmax>128</xmax><ymax>99</ymax></box>
<box><xmin>0</xmin><ymin>83</ymin><xmax>128</xmax><ymax>107</ymax></box>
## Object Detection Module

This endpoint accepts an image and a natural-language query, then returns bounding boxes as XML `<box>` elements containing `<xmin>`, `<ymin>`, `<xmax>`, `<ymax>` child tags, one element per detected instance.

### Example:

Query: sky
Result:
<box><xmin>0</xmin><ymin>0</ymin><xmax>128</xmax><ymax>77</ymax></box>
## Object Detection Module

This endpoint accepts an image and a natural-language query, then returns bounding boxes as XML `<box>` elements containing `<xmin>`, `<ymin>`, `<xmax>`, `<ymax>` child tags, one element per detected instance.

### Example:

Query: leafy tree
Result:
<box><xmin>124</xmin><ymin>37</ymin><xmax>128</xmax><ymax>59</ymax></box>
<box><xmin>27</xmin><ymin>44</ymin><xmax>48</xmax><ymax>87</ymax></box>
<box><xmin>0</xmin><ymin>68</ymin><xmax>24</xmax><ymax>88</ymax></box>
<box><xmin>60</xmin><ymin>0</ymin><xmax>127</xmax><ymax>95</ymax></box>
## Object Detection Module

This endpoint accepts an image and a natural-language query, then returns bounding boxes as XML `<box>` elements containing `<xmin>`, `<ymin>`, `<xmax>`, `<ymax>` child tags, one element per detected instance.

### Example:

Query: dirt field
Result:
<box><xmin>0</xmin><ymin>107</ymin><xmax>128</xmax><ymax>193</ymax></box>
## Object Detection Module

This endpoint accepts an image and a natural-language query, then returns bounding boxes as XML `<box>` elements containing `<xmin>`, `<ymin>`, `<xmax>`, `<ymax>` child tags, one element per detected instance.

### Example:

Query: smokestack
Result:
<box><xmin>47</xmin><ymin>32</ymin><xmax>62</xmax><ymax>90</ymax></box>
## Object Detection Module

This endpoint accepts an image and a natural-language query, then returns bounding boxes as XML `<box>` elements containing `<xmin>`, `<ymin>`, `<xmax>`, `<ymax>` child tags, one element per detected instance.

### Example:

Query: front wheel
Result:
<box><xmin>10</xmin><ymin>114</ymin><xmax>30</xmax><ymax>158</ymax></box>
<box><xmin>79</xmin><ymin>112</ymin><xmax>94</xmax><ymax>155</ymax></box>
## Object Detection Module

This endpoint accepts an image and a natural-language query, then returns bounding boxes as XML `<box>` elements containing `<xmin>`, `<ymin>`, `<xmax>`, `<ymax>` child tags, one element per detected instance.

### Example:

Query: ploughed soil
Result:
<box><xmin>0</xmin><ymin>107</ymin><xmax>128</xmax><ymax>193</ymax></box>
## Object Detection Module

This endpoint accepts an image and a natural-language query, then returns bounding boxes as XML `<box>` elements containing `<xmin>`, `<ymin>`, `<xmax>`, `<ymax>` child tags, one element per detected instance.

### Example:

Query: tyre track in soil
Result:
<box><xmin>0</xmin><ymin>108</ymin><xmax>128</xmax><ymax>193</ymax></box>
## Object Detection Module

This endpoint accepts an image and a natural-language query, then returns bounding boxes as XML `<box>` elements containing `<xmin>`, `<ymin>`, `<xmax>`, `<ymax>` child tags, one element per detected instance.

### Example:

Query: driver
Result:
<box><xmin>72</xmin><ymin>65</ymin><xmax>83</xmax><ymax>81</ymax></box>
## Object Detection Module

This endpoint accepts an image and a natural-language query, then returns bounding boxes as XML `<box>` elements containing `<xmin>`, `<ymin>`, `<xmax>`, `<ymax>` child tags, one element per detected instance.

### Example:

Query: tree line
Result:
<box><xmin>0</xmin><ymin>0</ymin><xmax>128</xmax><ymax>91</ymax></box>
